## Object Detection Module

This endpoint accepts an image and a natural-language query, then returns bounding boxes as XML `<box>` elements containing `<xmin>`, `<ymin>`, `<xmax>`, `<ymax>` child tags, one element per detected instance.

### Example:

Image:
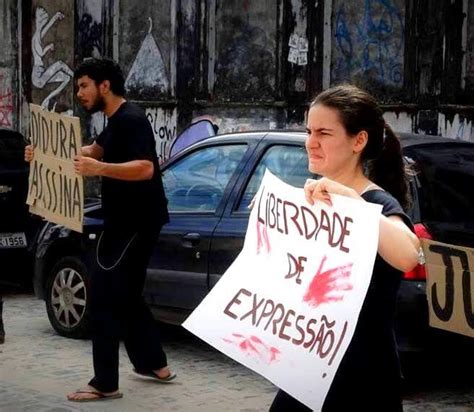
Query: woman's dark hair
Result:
<box><xmin>74</xmin><ymin>58</ymin><xmax>126</xmax><ymax>97</ymax></box>
<box><xmin>310</xmin><ymin>84</ymin><xmax>410</xmax><ymax>209</ymax></box>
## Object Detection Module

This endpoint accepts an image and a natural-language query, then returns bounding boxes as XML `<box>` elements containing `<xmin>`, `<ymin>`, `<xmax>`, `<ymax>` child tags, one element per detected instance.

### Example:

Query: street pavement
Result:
<box><xmin>0</xmin><ymin>293</ymin><xmax>276</xmax><ymax>411</ymax></box>
<box><xmin>1</xmin><ymin>293</ymin><xmax>474</xmax><ymax>411</ymax></box>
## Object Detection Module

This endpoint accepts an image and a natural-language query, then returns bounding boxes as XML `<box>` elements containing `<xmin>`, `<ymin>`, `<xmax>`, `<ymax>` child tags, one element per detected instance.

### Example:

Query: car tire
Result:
<box><xmin>45</xmin><ymin>256</ymin><xmax>91</xmax><ymax>339</ymax></box>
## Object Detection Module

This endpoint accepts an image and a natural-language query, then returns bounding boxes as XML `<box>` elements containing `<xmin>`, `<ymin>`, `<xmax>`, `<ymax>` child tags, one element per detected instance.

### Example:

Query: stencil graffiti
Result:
<box><xmin>333</xmin><ymin>0</ymin><xmax>404</xmax><ymax>86</ymax></box>
<box><xmin>145</xmin><ymin>107</ymin><xmax>177</xmax><ymax>163</ymax></box>
<box><xmin>125</xmin><ymin>18</ymin><xmax>170</xmax><ymax>96</ymax></box>
<box><xmin>31</xmin><ymin>7</ymin><xmax>74</xmax><ymax>110</ymax></box>
<box><xmin>78</xmin><ymin>13</ymin><xmax>102</xmax><ymax>60</ymax></box>
<box><xmin>0</xmin><ymin>74</ymin><xmax>13</xmax><ymax>128</ymax></box>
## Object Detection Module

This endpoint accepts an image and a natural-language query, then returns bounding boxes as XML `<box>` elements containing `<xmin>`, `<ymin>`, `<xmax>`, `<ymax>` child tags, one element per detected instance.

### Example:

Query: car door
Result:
<box><xmin>209</xmin><ymin>141</ymin><xmax>312</xmax><ymax>289</ymax></box>
<box><xmin>145</xmin><ymin>143</ymin><xmax>249</xmax><ymax>309</ymax></box>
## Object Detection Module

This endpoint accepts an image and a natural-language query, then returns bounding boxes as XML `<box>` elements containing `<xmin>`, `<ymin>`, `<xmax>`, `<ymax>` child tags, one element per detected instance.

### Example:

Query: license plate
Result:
<box><xmin>0</xmin><ymin>232</ymin><xmax>27</xmax><ymax>249</ymax></box>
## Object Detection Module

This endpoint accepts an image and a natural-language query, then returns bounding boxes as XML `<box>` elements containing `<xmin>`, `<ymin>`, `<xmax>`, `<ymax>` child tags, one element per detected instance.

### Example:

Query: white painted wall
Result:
<box><xmin>439</xmin><ymin>113</ymin><xmax>474</xmax><ymax>141</ymax></box>
<box><xmin>384</xmin><ymin>112</ymin><xmax>414</xmax><ymax>134</ymax></box>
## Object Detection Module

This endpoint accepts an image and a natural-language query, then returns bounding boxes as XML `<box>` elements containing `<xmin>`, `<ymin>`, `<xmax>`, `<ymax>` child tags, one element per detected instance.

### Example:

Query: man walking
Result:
<box><xmin>25</xmin><ymin>58</ymin><xmax>174</xmax><ymax>401</ymax></box>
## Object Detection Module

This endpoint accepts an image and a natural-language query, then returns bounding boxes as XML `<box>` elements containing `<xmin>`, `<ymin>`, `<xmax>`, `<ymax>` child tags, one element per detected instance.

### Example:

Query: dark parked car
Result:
<box><xmin>0</xmin><ymin>128</ymin><xmax>44</xmax><ymax>286</ymax></box>
<box><xmin>32</xmin><ymin>125</ymin><xmax>474</xmax><ymax>355</ymax></box>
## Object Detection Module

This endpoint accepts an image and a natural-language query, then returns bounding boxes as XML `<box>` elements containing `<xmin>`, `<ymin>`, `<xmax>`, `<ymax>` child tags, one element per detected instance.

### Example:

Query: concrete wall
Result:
<box><xmin>331</xmin><ymin>0</ymin><xmax>405</xmax><ymax>90</ymax></box>
<box><xmin>213</xmin><ymin>0</ymin><xmax>277</xmax><ymax>101</ymax></box>
<box><xmin>74</xmin><ymin>0</ymin><xmax>108</xmax><ymax>142</ymax></box>
<box><xmin>76</xmin><ymin>0</ymin><xmax>105</xmax><ymax>62</ymax></box>
<box><xmin>0</xmin><ymin>0</ymin><xmax>19</xmax><ymax>130</ymax></box>
<box><xmin>119</xmin><ymin>1</ymin><xmax>174</xmax><ymax>100</ymax></box>
<box><xmin>467</xmin><ymin>1</ymin><xmax>474</xmax><ymax>93</ymax></box>
<box><xmin>117</xmin><ymin>1</ymin><xmax>177</xmax><ymax>161</ymax></box>
<box><xmin>1</xmin><ymin>0</ymin><xmax>474</xmax><ymax>149</ymax></box>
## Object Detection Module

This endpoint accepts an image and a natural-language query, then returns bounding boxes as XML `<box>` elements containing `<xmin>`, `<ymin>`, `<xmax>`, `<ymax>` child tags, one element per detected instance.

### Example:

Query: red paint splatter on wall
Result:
<box><xmin>256</xmin><ymin>220</ymin><xmax>271</xmax><ymax>255</ymax></box>
<box><xmin>303</xmin><ymin>255</ymin><xmax>353</xmax><ymax>307</ymax></box>
<box><xmin>223</xmin><ymin>333</ymin><xmax>281</xmax><ymax>364</ymax></box>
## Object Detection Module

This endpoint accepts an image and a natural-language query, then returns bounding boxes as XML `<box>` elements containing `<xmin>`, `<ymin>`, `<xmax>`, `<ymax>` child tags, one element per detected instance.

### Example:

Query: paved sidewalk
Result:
<box><xmin>0</xmin><ymin>293</ymin><xmax>276</xmax><ymax>411</ymax></box>
<box><xmin>2</xmin><ymin>293</ymin><xmax>474</xmax><ymax>411</ymax></box>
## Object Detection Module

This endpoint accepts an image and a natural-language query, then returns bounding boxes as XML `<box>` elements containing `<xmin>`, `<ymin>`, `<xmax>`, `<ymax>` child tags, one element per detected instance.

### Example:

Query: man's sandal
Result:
<box><xmin>67</xmin><ymin>389</ymin><xmax>123</xmax><ymax>402</ymax></box>
<box><xmin>133</xmin><ymin>369</ymin><xmax>177</xmax><ymax>383</ymax></box>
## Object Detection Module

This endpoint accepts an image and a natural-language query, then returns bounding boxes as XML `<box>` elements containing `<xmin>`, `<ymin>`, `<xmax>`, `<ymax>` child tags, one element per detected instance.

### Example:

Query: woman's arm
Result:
<box><xmin>378</xmin><ymin>215</ymin><xmax>420</xmax><ymax>272</ymax></box>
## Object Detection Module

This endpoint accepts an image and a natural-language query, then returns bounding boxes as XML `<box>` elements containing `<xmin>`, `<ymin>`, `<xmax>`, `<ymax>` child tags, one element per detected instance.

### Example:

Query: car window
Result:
<box><xmin>163</xmin><ymin>144</ymin><xmax>247</xmax><ymax>212</ymax></box>
<box><xmin>237</xmin><ymin>144</ymin><xmax>312</xmax><ymax>212</ymax></box>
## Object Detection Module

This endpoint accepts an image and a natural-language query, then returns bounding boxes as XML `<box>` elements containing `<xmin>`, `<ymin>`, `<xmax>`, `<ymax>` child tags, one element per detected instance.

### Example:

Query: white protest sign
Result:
<box><xmin>26</xmin><ymin>104</ymin><xmax>84</xmax><ymax>233</ymax></box>
<box><xmin>183</xmin><ymin>170</ymin><xmax>382</xmax><ymax>411</ymax></box>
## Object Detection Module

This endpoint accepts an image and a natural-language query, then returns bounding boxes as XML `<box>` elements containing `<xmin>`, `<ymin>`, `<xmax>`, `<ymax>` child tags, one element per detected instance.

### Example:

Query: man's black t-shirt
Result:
<box><xmin>95</xmin><ymin>102</ymin><xmax>169</xmax><ymax>232</ymax></box>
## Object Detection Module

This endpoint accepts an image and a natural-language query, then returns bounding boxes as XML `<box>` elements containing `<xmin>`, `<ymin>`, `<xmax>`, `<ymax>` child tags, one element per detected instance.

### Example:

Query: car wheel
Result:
<box><xmin>45</xmin><ymin>256</ymin><xmax>91</xmax><ymax>339</ymax></box>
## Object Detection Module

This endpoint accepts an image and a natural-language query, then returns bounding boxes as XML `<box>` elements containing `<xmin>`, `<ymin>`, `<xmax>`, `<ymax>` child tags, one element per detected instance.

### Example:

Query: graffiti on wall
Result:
<box><xmin>0</xmin><ymin>73</ymin><xmax>14</xmax><ymax>128</ymax></box>
<box><xmin>78</xmin><ymin>13</ymin><xmax>102</xmax><ymax>60</ymax></box>
<box><xmin>332</xmin><ymin>0</ymin><xmax>404</xmax><ymax>87</ymax></box>
<box><xmin>125</xmin><ymin>18</ymin><xmax>170</xmax><ymax>96</ymax></box>
<box><xmin>145</xmin><ymin>107</ymin><xmax>177</xmax><ymax>163</ymax></box>
<box><xmin>31</xmin><ymin>7</ymin><xmax>74</xmax><ymax>110</ymax></box>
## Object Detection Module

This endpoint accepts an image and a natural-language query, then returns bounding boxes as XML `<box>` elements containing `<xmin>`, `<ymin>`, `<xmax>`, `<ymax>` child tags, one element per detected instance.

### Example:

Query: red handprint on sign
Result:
<box><xmin>223</xmin><ymin>333</ymin><xmax>281</xmax><ymax>364</ymax></box>
<box><xmin>303</xmin><ymin>255</ymin><xmax>353</xmax><ymax>307</ymax></box>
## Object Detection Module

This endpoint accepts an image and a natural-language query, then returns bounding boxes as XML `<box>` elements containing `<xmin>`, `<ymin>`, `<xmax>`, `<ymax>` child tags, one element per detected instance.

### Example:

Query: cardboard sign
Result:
<box><xmin>26</xmin><ymin>104</ymin><xmax>83</xmax><ymax>233</ymax></box>
<box><xmin>423</xmin><ymin>238</ymin><xmax>474</xmax><ymax>338</ymax></box>
<box><xmin>183</xmin><ymin>171</ymin><xmax>382</xmax><ymax>411</ymax></box>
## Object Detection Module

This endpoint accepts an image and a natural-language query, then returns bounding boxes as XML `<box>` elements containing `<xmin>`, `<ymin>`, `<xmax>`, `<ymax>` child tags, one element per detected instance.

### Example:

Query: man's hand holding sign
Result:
<box><xmin>26</xmin><ymin>104</ymin><xmax>84</xmax><ymax>233</ymax></box>
<box><xmin>73</xmin><ymin>154</ymin><xmax>103</xmax><ymax>176</ymax></box>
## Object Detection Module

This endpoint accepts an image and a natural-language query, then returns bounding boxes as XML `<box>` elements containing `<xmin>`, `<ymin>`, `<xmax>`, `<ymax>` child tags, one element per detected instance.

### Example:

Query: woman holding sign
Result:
<box><xmin>269</xmin><ymin>85</ymin><xmax>420</xmax><ymax>411</ymax></box>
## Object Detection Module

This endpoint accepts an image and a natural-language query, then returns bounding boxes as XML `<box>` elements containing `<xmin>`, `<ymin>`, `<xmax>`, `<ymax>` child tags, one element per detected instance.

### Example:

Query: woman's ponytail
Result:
<box><xmin>367</xmin><ymin>124</ymin><xmax>410</xmax><ymax>209</ymax></box>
